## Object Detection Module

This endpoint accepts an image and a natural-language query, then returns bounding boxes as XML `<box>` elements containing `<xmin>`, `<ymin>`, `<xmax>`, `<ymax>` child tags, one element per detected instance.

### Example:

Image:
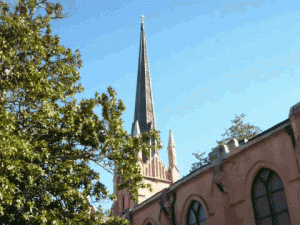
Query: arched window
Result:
<box><xmin>127</xmin><ymin>195</ymin><xmax>130</xmax><ymax>209</ymax></box>
<box><xmin>186</xmin><ymin>200</ymin><xmax>207</xmax><ymax>225</ymax></box>
<box><xmin>251</xmin><ymin>168</ymin><xmax>291</xmax><ymax>225</ymax></box>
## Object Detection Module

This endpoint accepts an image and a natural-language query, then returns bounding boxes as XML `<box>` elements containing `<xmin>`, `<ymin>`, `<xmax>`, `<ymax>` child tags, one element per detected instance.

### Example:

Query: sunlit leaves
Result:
<box><xmin>216</xmin><ymin>113</ymin><xmax>262</xmax><ymax>145</ymax></box>
<box><xmin>0</xmin><ymin>0</ymin><xmax>162</xmax><ymax>224</ymax></box>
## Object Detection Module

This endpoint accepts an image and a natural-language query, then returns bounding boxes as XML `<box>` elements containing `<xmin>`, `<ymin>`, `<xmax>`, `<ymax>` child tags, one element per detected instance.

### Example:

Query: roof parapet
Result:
<box><xmin>239</xmin><ymin>138</ymin><xmax>248</xmax><ymax>145</ymax></box>
<box><xmin>208</xmin><ymin>138</ymin><xmax>239</xmax><ymax>164</ymax></box>
<box><xmin>227</xmin><ymin>138</ymin><xmax>239</xmax><ymax>152</ymax></box>
<box><xmin>289</xmin><ymin>102</ymin><xmax>300</xmax><ymax>117</ymax></box>
<box><xmin>208</xmin><ymin>145</ymin><xmax>227</xmax><ymax>166</ymax></box>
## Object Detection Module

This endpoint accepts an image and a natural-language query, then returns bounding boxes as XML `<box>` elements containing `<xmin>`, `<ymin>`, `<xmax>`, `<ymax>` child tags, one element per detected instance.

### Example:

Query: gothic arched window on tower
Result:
<box><xmin>251</xmin><ymin>168</ymin><xmax>291</xmax><ymax>225</ymax></box>
<box><xmin>122</xmin><ymin>195</ymin><xmax>125</xmax><ymax>211</ymax></box>
<box><xmin>186</xmin><ymin>200</ymin><xmax>207</xmax><ymax>225</ymax></box>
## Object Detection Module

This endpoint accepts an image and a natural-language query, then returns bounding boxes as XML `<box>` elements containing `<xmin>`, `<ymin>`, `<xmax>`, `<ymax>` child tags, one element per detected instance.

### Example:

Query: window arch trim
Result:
<box><xmin>142</xmin><ymin>217</ymin><xmax>156</xmax><ymax>225</ymax></box>
<box><xmin>179</xmin><ymin>194</ymin><xmax>212</xmax><ymax>225</ymax></box>
<box><xmin>244</xmin><ymin>160</ymin><xmax>289</xmax><ymax>202</ymax></box>
<box><xmin>230</xmin><ymin>159</ymin><xmax>294</xmax><ymax>223</ymax></box>
<box><xmin>251</xmin><ymin>168</ymin><xmax>291</xmax><ymax>224</ymax></box>
<box><xmin>243</xmin><ymin>159</ymin><xmax>293</xmax><ymax>223</ymax></box>
<box><xmin>186</xmin><ymin>200</ymin><xmax>207</xmax><ymax>224</ymax></box>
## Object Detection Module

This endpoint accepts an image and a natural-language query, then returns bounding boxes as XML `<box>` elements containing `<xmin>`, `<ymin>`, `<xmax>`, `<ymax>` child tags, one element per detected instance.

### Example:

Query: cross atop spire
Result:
<box><xmin>141</xmin><ymin>14</ymin><xmax>145</xmax><ymax>23</ymax></box>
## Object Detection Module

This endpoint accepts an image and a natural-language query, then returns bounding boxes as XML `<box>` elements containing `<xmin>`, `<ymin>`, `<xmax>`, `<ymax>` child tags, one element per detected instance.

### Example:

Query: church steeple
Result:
<box><xmin>131</xmin><ymin>14</ymin><xmax>156</xmax><ymax>137</ymax></box>
<box><xmin>112</xmin><ymin>17</ymin><xmax>180</xmax><ymax>215</ymax></box>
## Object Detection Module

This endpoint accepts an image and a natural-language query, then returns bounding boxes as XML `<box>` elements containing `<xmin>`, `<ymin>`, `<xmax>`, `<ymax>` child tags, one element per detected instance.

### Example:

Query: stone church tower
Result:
<box><xmin>112</xmin><ymin>15</ymin><xmax>179</xmax><ymax>216</ymax></box>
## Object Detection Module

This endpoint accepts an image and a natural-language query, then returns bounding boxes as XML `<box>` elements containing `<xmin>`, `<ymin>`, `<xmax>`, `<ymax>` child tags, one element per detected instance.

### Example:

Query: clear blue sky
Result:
<box><xmin>9</xmin><ymin>0</ymin><xmax>300</xmax><ymax>212</ymax></box>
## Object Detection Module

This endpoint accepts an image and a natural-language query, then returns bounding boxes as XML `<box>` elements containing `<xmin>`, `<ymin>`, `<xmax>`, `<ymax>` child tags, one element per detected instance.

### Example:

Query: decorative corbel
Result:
<box><xmin>209</xmin><ymin>146</ymin><xmax>226</xmax><ymax>193</ymax></box>
<box><xmin>213</xmin><ymin>164</ymin><xmax>225</xmax><ymax>193</ymax></box>
<box><xmin>284</xmin><ymin>125</ymin><xmax>300</xmax><ymax>173</ymax></box>
<box><xmin>158</xmin><ymin>188</ymin><xmax>177</xmax><ymax>225</ymax></box>
<box><xmin>285</xmin><ymin>125</ymin><xmax>296</xmax><ymax>150</ymax></box>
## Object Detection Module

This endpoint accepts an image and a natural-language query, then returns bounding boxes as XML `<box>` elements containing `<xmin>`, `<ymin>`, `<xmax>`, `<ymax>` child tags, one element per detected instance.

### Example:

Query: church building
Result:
<box><xmin>112</xmin><ymin>16</ymin><xmax>300</xmax><ymax>224</ymax></box>
<box><xmin>111</xmin><ymin>14</ymin><xmax>180</xmax><ymax>217</ymax></box>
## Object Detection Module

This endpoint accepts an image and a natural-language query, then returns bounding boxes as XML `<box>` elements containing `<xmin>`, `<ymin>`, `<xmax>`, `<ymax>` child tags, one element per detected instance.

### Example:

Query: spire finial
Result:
<box><xmin>141</xmin><ymin>14</ymin><xmax>145</xmax><ymax>23</ymax></box>
<box><xmin>168</xmin><ymin>130</ymin><xmax>175</xmax><ymax>148</ymax></box>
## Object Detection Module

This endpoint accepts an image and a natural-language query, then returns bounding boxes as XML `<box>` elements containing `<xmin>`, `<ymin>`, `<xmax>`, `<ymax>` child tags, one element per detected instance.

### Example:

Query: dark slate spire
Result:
<box><xmin>131</xmin><ymin>15</ymin><xmax>156</xmax><ymax>136</ymax></box>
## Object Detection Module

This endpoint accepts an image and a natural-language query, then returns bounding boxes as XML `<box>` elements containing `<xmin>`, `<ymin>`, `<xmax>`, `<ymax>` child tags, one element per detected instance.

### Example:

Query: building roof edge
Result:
<box><xmin>125</xmin><ymin>118</ymin><xmax>291</xmax><ymax>216</ymax></box>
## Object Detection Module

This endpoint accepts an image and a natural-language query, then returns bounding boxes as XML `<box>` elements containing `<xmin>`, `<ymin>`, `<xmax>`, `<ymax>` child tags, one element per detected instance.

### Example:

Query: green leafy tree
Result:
<box><xmin>0</xmin><ymin>0</ymin><xmax>161</xmax><ymax>224</ymax></box>
<box><xmin>190</xmin><ymin>114</ymin><xmax>261</xmax><ymax>173</ymax></box>
<box><xmin>216</xmin><ymin>113</ymin><xmax>261</xmax><ymax>145</ymax></box>
<box><xmin>190</xmin><ymin>151</ymin><xmax>210</xmax><ymax>173</ymax></box>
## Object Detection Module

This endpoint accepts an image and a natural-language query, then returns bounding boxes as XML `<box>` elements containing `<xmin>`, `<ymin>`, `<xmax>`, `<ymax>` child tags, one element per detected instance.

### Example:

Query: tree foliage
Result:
<box><xmin>216</xmin><ymin>113</ymin><xmax>262</xmax><ymax>145</ymax></box>
<box><xmin>190</xmin><ymin>114</ymin><xmax>261</xmax><ymax>173</ymax></box>
<box><xmin>189</xmin><ymin>151</ymin><xmax>210</xmax><ymax>173</ymax></box>
<box><xmin>0</xmin><ymin>0</ymin><xmax>162</xmax><ymax>224</ymax></box>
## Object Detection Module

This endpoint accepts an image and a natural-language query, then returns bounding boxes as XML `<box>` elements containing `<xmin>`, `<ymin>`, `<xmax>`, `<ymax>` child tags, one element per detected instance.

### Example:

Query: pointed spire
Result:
<box><xmin>168</xmin><ymin>130</ymin><xmax>179</xmax><ymax>182</ymax></box>
<box><xmin>132</xmin><ymin>120</ymin><xmax>141</xmax><ymax>137</ymax></box>
<box><xmin>133</xmin><ymin>120</ymin><xmax>142</xmax><ymax>161</ymax></box>
<box><xmin>131</xmin><ymin>15</ymin><xmax>156</xmax><ymax>137</ymax></box>
<box><xmin>168</xmin><ymin>130</ymin><xmax>175</xmax><ymax>149</ymax></box>
<box><xmin>168</xmin><ymin>130</ymin><xmax>177</xmax><ymax>170</ymax></box>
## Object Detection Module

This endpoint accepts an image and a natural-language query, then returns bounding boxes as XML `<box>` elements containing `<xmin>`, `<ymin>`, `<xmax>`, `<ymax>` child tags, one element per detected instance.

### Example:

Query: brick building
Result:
<box><xmin>112</xmin><ymin>16</ymin><xmax>300</xmax><ymax>224</ymax></box>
